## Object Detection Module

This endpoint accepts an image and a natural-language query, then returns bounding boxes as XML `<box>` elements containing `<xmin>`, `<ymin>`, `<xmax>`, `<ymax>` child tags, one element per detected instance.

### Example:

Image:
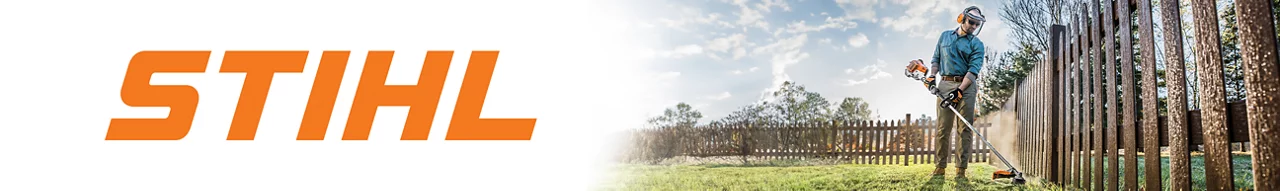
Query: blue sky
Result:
<box><xmin>632</xmin><ymin>0</ymin><xmax>1015</xmax><ymax>122</ymax></box>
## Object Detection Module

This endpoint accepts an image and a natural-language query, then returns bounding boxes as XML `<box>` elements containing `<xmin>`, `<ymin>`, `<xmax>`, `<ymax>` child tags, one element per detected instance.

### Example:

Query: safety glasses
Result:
<box><xmin>967</xmin><ymin>19</ymin><xmax>983</xmax><ymax>26</ymax></box>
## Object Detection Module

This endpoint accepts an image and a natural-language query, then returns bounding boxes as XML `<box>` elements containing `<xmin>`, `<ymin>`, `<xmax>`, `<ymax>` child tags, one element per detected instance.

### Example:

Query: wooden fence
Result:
<box><xmin>623</xmin><ymin>114</ymin><xmax>994</xmax><ymax>165</ymax></box>
<box><xmin>1012</xmin><ymin>0</ymin><xmax>1280</xmax><ymax>190</ymax></box>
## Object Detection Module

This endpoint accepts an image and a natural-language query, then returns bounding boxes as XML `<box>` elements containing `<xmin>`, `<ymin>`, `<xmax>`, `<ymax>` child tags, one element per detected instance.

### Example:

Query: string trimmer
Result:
<box><xmin>904</xmin><ymin>59</ymin><xmax>1025</xmax><ymax>184</ymax></box>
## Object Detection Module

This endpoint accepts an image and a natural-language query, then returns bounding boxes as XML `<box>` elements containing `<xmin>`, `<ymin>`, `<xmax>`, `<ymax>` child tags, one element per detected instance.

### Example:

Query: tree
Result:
<box><xmin>765</xmin><ymin>81</ymin><xmax>834</xmax><ymax>124</ymax></box>
<box><xmin>999</xmin><ymin>0</ymin><xmax>1055</xmax><ymax>52</ymax></box>
<box><xmin>1217</xmin><ymin>0</ymin><xmax>1246</xmax><ymax>103</ymax></box>
<box><xmin>978</xmin><ymin>42</ymin><xmax>1039</xmax><ymax>116</ymax></box>
<box><xmin>647</xmin><ymin>102</ymin><xmax>704</xmax><ymax>129</ymax></box>
<box><xmin>718</xmin><ymin>103</ymin><xmax>769</xmax><ymax>125</ymax></box>
<box><xmin>832</xmin><ymin>97</ymin><xmax>873</xmax><ymax>122</ymax></box>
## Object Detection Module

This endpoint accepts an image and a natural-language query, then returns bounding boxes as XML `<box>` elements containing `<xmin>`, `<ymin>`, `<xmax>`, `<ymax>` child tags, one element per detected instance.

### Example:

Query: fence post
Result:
<box><xmin>1135</xmin><ymin>0</ymin><xmax>1161</xmax><ymax>189</ymax></box>
<box><xmin>1102</xmin><ymin>0</ymin><xmax>1121</xmax><ymax>189</ymax></box>
<box><xmin>1066</xmin><ymin>15</ymin><xmax>1077</xmax><ymax>187</ymax></box>
<box><xmin>1082</xmin><ymin>2</ymin><xmax>1095</xmax><ymax>187</ymax></box>
<box><xmin>1037</xmin><ymin>70</ymin><xmax>1044</xmax><ymax>177</ymax></box>
<box><xmin>1189</xmin><ymin>0</ymin><xmax>1236</xmax><ymax>190</ymax></box>
<box><xmin>865</xmin><ymin>121</ymin><xmax>875</xmax><ymax>164</ymax></box>
<box><xmin>1018</xmin><ymin>80</ymin><xmax>1025</xmax><ymax>172</ymax></box>
<box><xmin>1070</xmin><ymin>9</ymin><xmax>1080</xmax><ymax>187</ymax></box>
<box><xmin>905</xmin><ymin>114</ymin><xmax>912</xmax><ymax>166</ymax></box>
<box><xmin>1236</xmin><ymin>0</ymin><xmax>1280</xmax><ymax>189</ymax></box>
<box><xmin>878</xmin><ymin>120</ymin><xmax>886</xmax><ymax>165</ymax></box>
<box><xmin>1158</xmin><ymin>0</ymin><xmax>1192</xmax><ymax>189</ymax></box>
<box><xmin>1057</xmin><ymin>21</ymin><xmax>1066</xmax><ymax>185</ymax></box>
<box><xmin>1116</xmin><ymin>0</ymin><xmax>1139</xmax><ymax>189</ymax></box>
<box><xmin>1090</xmin><ymin>1</ymin><xmax>1105</xmax><ymax>190</ymax></box>
<box><xmin>1051</xmin><ymin>23</ymin><xmax>1066</xmax><ymax>184</ymax></box>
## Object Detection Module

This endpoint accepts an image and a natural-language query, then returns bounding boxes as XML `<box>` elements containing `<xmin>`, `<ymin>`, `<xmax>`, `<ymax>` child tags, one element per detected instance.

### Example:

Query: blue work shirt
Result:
<box><xmin>930</xmin><ymin>29</ymin><xmax>985</xmax><ymax>77</ymax></box>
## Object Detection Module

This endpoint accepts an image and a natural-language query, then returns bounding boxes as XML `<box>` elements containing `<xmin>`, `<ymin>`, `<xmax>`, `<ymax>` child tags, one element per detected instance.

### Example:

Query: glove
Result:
<box><xmin>939</xmin><ymin>88</ymin><xmax>963</xmax><ymax>108</ymax></box>
<box><xmin>923</xmin><ymin>76</ymin><xmax>937</xmax><ymax>93</ymax></box>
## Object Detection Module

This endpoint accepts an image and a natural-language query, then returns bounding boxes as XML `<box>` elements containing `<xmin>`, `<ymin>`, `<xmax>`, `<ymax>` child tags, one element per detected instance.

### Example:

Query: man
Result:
<box><xmin>924</xmin><ymin>6</ymin><xmax>986</xmax><ymax>178</ymax></box>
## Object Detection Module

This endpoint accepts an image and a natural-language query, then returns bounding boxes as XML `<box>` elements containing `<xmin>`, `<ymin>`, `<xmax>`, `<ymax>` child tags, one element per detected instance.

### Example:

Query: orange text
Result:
<box><xmin>106</xmin><ymin>50</ymin><xmax>536</xmax><ymax>141</ymax></box>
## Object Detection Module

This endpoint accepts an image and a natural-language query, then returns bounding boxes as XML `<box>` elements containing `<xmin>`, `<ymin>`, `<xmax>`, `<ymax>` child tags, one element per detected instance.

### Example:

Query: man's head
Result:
<box><xmin>956</xmin><ymin>6</ymin><xmax>985</xmax><ymax>36</ymax></box>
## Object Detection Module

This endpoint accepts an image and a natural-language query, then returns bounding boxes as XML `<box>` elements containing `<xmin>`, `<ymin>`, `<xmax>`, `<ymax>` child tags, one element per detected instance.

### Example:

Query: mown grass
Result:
<box><xmin>601</xmin><ymin>161</ymin><xmax>1062</xmax><ymax>190</ymax></box>
<box><xmin>601</xmin><ymin>153</ymin><xmax>1256</xmax><ymax>191</ymax></box>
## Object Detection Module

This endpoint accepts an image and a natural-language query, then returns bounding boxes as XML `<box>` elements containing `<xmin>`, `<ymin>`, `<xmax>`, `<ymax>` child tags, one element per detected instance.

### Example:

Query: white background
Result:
<box><xmin>0</xmin><ymin>0</ymin><xmax>664</xmax><ymax>190</ymax></box>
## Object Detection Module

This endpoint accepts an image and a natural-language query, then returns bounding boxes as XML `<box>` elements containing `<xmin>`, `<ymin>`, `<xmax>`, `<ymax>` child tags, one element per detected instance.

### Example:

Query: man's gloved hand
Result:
<box><xmin>939</xmin><ymin>88</ymin><xmax>963</xmax><ymax>108</ymax></box>
<box><xmin>923</xmin><ymin>76</ymin><xmax>938</xmax><ymax>93</ymax></box>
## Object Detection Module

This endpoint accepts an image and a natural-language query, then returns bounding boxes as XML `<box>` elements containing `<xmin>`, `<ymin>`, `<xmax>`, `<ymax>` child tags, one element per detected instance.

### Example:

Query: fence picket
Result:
<box><xmin>1235</xmin><ymin>0</ymin><xmax>1280</xmax><ymax>189</ymax></box>
<box><xmin>1189</xmin><ymin>0</ymin><xmax>1235</xmax><ymax>189</ymax></box>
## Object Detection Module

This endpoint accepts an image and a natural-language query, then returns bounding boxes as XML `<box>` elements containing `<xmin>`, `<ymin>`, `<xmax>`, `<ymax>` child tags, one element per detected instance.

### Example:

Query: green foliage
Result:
<box><xmin>767</xmin><ymin>81</ymin><xmax>835</xmax><ymax>124</ymax></box>
<box><xmin>656</xmin><ymin>81</ymin><xmax>874</xmax><ymax>128</ymax></box>
<box><xmin>978</xmin><ymin>42</ymin><xmax>1039</xmax><ymax>116</ymax></box>
<box><xmin>1217</xmin><ymin>0</ymin><xmax>1246</xmax><ymax>103</ymax></box>
<box><xmin>647</xmin><ymin>102</ymin><xmax>703</xmax><ymax>129</ymax></box>
<box><xmin>832</xmin><ymin>97</ymin><xmax>874</xmax><ymax>123</ymax></box>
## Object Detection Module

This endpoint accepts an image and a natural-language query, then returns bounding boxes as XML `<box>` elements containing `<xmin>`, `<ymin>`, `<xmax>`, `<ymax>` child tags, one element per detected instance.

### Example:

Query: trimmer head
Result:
<box><xmin>992</xmin><ymin>169</ymin><xmax>1026</xmax><ymax>184</ymax></box>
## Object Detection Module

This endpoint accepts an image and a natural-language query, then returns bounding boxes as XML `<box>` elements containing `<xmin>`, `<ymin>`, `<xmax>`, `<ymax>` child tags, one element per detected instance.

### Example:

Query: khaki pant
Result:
<box><xmin>935</xmin><ymin>79</ymin><xmax>977</xmax><ymax>169</ymax></box>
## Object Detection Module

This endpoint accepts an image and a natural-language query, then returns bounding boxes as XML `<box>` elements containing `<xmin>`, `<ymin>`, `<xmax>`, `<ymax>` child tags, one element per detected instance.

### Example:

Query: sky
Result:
<box><xmin>630</xmin><ymin>0</ymin><xmax>1015</xmax><ymax>123</ymax></box>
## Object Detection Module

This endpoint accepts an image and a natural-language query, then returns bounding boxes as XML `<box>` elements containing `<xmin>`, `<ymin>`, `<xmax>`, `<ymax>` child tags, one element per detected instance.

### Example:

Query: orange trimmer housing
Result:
<box><xmin>992</xmin><ymin>169</ymin><xmax>1026</xmax><ymax>184</ymax></box>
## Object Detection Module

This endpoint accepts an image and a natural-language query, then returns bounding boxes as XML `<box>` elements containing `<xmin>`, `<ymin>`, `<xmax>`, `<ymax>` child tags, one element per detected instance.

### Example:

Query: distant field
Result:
<box><xmin>600</xmin><ymin>153</ymin><xmax>1255</xmax><ymax>191</ymax></box>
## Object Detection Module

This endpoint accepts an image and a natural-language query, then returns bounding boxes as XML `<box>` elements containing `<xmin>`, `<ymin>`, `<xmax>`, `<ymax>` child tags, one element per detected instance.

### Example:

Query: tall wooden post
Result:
<box><xmin>1136</xmin><ymin>0</ymin><xmax>1162</xmax><ymax>189</ymax></box>
<box><xmin>1234</xmin><ymin>0</ymin><xmax>1280</xmax><ymax>190</ymax></box>
<box><xmin>1158</xmin><ymin>0</ymin><xmax>1192</xmax><ymax>189</ymax></box>
<box><xmin>1189</xmin><ymin>0</ymin><xmax>1235</xmax><ymax>190</ymax></box>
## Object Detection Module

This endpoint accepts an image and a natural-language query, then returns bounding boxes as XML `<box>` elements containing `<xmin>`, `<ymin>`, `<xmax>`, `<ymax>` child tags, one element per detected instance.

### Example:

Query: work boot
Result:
<box><xmin>932</xmin><ymin>168</ymin><xmax>945</xmax><ymax>176</ymax></box>
<box><xmin>955</xmin><ymin>168</ymin><xmax>966</xmax><ymax>178</ymax></box>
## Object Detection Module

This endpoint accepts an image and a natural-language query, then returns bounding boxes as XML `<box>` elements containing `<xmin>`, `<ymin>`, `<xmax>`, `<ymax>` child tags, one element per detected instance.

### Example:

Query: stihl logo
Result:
<box><xmin>107</xmin><ymin>50</ymin><xmax>536</xmax><ymax>141</ymax></box>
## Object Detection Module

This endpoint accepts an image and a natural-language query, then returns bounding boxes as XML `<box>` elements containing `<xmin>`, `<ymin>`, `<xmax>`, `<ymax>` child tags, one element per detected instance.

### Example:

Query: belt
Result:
<box><xmin>940</xmin><ymin>75</ymin><xmax>964</xmax><ymax>82</ymax></box>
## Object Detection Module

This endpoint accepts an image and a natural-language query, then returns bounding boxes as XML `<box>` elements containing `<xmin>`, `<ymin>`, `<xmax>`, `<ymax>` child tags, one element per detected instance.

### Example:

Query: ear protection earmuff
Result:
<box><xmin>956</xmin><ymin>6</ymin><xmax>985</xmax><ymax>24</ymax></box>
<box><xmin>956</xmin><ymin>6</ymin><xmax>986</xmax><ymax>36</ymax></box>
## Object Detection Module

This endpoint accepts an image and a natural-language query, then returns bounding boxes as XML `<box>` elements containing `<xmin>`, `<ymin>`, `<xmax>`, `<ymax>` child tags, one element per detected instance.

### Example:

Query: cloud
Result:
<box><xmin>879</xmin><ymin>15</ymin><xmax>929</xmax><ymax>32</ymax></box>
<box><xmin>776</xmin><ymin>16</ymin><xmax>859</xmax><ymax>36</ymax></box>
<box><xmin>843</xmin><ymin>59</ymin><xmax>892</xmax><ymax>86</ymax></box>
<box><xmin>733</xmin><ymin>48</ymin><xmax>747</xmax><ymax>59</ymax></box>
<box><xmin>844</xmin><ymin>71</ymin><xmax>891</xmax><ymax>86</ymax></box>
<box><xmin>731</xmin><ymin>66</ymin><xmax>760</xmax><ymax>75</ymax></box>
<box><xmin>705</xmin><ymin>92</ymin><xmax>732</xmax><ymax>100</ymax></box>
<box><xmin>705</xmin><ymin>33</ymin><xmax>751</xmax><ymax>60</ymax></box>
<box><xmin>877</xmin><ymin>0</ymin><xmax>976</xmax><ymax>37</ymax></box>
<box><xmin>750</xmin><ymin>34</ymin><xmax>810</xmax><ymax>101</ymax></box>
<box><xmin>834</xmin><ymin>0</ymin><xmax>879</xmax><ymax>21</ymax></box>
<box><xmin>706</xmin><ymin>33</ymin><xmax>747</xmax><ymax>51</ymax></box>
<box><xmin>848</xmin><ymin>33</ymin><xmax>869</xmax><ymax>48</ymax></box>
<box><xmin>653</xmin><ymin>71</ymin><xmax>683</xmax><ymax>87</ymax></box>
<box><xmin>757</xmin><ymin>0</ymin><xmax>792</xmax><ymax>12</ymax></box>
<box><xmin>653</xmin><ymin>44</ymin><xmax>704</xmax><ymax>58</ymax></box>
<box><xmin>732</xmin><ymin>0</ymin><xmax>769</xmax><ymax>31</ymax></box>
<box><xmin>656</xmin><ymin>7</ymin><xmax>735</xmax><ymax>32</ymax></box>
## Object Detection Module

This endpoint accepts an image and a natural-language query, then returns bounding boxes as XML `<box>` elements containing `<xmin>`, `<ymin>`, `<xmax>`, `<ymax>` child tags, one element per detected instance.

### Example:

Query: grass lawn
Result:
<box><xmin>601</xmin><ymin>153</ymin><xmax>1255</xmax><ymax>191</ymax></box>
<box><xmin>1092</xmin><ymin>153</ymin><xmax>1255</xmax><ymax>191</ymax></box>
<box><xmin>601</xmin><ymin>160</ymin><xmax>1062</xmax><ymax>190</ymax></box>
